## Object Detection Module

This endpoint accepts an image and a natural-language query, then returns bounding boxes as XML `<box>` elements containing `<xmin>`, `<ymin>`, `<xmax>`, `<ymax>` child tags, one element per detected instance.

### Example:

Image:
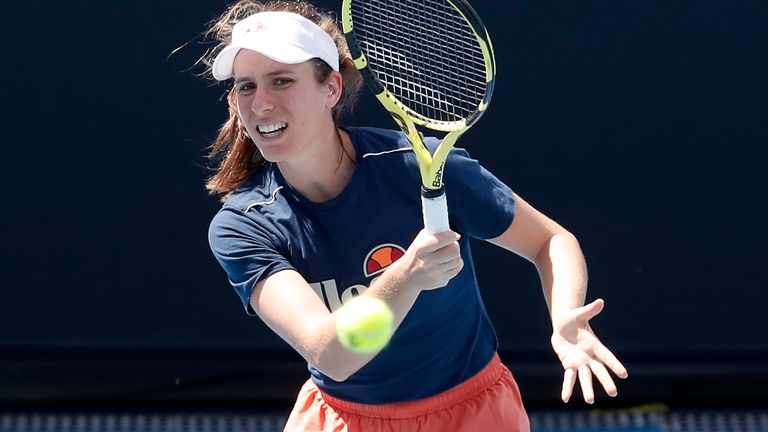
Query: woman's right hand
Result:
<box><xmin>391</xmin><ymin>229</ymin><xmax>464</xmax><ymax>292</ymax></box>
<box><xmin>246</xmin><ymin>229</ymin><xmax>462</xmax><ymax>381</ymax></box>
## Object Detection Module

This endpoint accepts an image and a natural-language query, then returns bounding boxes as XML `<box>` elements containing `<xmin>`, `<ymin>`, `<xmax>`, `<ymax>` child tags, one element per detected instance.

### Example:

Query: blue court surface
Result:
<box><xmin>529</xmin><ymin>409</ymin><xmax>768</xmax><ymax>432</ymax></box>
<box><xmin>1</xmin><ymin>410</ymin><xmax>767</xmax><ymax>432</ymax></box>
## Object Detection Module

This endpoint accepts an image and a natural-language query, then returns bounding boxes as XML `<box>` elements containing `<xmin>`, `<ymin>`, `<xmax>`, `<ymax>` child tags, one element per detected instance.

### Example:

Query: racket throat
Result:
<box><xmin>430</xmin><ymin>162</ymin><xmax>445</xmax><ymax>190</ymax></box>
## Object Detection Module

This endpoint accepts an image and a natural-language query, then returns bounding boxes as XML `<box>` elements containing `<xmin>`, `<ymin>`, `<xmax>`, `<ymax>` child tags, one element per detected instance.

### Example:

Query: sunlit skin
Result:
<box><xmin>232</xmin><ymin>49</ymin><xmax>354</xmax><ymax>202</ymax></box>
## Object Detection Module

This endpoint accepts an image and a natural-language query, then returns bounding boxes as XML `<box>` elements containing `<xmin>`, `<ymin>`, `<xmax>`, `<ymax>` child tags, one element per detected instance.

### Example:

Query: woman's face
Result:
<box><xmin>232</xmin><ymin>49</ymin><xmax>337</xmax><ymax>163</ymax></box>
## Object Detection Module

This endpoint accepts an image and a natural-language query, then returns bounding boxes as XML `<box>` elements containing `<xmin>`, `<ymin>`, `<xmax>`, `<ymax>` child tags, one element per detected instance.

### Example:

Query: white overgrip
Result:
<box><xmin>421</xmin><ymin>193</ymin><xmax>450</xmax><ymax>234</ymax></box>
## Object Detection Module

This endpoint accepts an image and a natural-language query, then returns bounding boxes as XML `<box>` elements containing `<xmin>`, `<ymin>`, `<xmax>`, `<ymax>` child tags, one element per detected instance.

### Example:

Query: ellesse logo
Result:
<box><xmin>363</xmin><ymin>244</ymin><xmax>406</xmax><ymax>278</ymax></box>
<box><xmin>310</xmin><ymin>243</ymin><xmax>407</xmax><ymax>312</ymax></box>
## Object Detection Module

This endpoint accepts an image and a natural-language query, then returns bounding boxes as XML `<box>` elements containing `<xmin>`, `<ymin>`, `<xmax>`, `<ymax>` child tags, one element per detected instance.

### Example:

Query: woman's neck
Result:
<box><xmin>278</xmin><ymin>128</ymin><xmax>356</xmax><ymax>203</ymax></box>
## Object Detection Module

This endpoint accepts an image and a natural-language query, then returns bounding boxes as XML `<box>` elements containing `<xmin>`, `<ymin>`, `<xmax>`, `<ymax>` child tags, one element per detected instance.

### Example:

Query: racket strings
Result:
<box><xmin>351</xmin><ymin>0</ymin><xmax>488</xmax><ymax>124</ymax></box>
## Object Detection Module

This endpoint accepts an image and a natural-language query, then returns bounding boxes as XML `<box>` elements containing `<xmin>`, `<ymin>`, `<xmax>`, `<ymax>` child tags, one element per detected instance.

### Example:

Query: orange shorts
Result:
<box><xmin>283</xmin><ymin>353</ymin><xmax>530</xmax><ymax>432</ymax></box>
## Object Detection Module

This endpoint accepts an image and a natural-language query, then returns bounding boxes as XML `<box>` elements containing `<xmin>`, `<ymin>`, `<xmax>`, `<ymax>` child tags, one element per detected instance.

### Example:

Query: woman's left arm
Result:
<box><xmin>488</xmin><ymin>193</ymin><xmax>629</xmax><ymax>404</ymax></box>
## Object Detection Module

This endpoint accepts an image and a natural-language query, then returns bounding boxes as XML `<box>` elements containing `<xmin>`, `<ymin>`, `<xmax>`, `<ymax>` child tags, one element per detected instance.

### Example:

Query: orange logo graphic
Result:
<box><xmin>363</xmin><ymin>244</ymin><xmax>406</xmax><ymax>278</ymax></box>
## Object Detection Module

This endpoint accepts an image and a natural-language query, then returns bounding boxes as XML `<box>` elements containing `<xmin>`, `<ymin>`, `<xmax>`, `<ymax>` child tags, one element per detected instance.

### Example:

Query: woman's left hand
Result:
<box><xmin>550</xmin><ymin>298</ymin><xmax>629</xmax><ymax>404</ymax></box>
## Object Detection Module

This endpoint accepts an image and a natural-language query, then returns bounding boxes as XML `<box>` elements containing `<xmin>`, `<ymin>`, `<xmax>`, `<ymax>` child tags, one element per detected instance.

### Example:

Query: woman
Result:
<box><xmin>201</xmin><ymin>1</ymin><xmax>628</xmax><ymax>430</ymax></box>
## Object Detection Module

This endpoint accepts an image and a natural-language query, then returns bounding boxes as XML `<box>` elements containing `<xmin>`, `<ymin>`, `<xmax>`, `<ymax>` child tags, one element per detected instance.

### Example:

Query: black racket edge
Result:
<box><xmin>446</xmin><ymin>0</ymin><xmax>498</xmax><ymax>127</ymax></box>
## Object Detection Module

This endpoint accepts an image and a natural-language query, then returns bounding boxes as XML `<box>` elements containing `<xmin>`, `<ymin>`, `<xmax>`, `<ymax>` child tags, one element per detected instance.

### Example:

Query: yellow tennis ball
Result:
<box><xmin>336</xmin><ymin>296</ymin><xmax>394</xmax><ymax>353</ymax></box>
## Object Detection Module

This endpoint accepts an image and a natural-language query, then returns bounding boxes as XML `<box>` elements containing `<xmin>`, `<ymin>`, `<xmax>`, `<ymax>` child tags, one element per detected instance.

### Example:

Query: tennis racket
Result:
<box><xmin>341</xmin><ymin>0</ymin><xmax>496</xmax><ymax>233</ymax></box>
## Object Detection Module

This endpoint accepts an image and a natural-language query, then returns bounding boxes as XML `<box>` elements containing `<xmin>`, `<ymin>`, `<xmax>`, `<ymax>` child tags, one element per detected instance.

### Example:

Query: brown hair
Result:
<box><xmin>200</xmin><ymin>0</ymin><xmax>363</xmax><ymax>199</ymax></box>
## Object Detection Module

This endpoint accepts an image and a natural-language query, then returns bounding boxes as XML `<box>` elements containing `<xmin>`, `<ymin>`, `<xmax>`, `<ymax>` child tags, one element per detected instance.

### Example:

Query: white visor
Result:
<box><xmin>212</xmin><ymin>11</ymin><xmax>339</xmax><ymax>81</ymax></box>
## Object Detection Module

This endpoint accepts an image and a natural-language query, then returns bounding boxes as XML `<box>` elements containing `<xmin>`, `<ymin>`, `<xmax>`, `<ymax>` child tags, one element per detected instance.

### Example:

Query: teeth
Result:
<box><xmin>257</xmin><ymin>122</ymin><xmax>287</xmax><ymax>134</ymax></box>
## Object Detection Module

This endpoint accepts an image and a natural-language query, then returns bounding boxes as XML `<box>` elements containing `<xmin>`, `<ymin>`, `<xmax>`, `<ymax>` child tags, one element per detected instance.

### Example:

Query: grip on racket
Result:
<box><xmin>421</xmin><ymin>191</ymin><xmax>449</xmax><ymax>234</ymax></box>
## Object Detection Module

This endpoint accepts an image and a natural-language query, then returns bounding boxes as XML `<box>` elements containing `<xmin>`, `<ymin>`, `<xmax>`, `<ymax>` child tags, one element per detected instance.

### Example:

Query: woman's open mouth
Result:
<box><xmin>257</xmin><ymin>122</ymin><xmax>288</xmax><ymax>139</ymax></box>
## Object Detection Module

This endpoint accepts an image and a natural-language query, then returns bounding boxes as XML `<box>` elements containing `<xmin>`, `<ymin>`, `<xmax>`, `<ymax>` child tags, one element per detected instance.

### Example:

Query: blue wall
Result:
<box><xmin>3</xmin><ymin>0</ymin><xmax>766</xmax><ymax>406</ymax></box>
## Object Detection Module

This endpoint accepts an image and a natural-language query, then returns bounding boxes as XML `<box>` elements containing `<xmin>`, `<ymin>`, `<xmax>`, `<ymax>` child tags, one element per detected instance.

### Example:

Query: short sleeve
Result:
<box><xmin>208</xmin><ymin>208</ymin><xmax>295</xmax><ymax>315</ymax></box>
<box><xmin>443</xmin><ymin>147</ymin><xmax>516</xmax><ymax>239</ymax></box>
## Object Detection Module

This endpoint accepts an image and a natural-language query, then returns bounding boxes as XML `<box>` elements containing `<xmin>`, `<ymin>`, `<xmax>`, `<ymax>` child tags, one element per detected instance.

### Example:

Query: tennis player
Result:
<box><xmin>201</xmin><ymin>1</ymin><xmax>628</xmax><ymax>430</ymax></box>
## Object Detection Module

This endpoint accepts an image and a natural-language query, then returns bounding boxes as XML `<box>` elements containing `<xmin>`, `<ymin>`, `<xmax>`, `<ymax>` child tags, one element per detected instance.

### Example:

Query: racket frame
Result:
<box><xmin>342</xmin><ymin>0</ymin><xmax>496</xmax><ymax>232</ymax></box>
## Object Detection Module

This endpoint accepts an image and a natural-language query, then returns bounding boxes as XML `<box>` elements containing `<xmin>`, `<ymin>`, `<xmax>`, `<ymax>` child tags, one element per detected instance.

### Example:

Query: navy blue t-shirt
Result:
<box><xmin>208</xmin><ymin>127</ymin><xmax>516</xmax><ymax>404</ymax></box>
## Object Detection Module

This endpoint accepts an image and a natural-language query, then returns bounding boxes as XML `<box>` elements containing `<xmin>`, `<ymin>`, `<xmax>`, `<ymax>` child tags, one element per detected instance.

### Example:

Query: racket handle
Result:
<box><xmin>421</xmin><ymin>190</ymin><xmax>449</xmax><ymax>234</ymax></box>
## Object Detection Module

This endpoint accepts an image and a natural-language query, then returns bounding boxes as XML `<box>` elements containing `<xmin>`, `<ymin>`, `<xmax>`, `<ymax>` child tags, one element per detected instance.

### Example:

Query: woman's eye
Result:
<box><xmin>237</xmin><ymin>83</ymin><xmax>255</xmax><ymax>93</ymax></box>
<box><xmin>274</xmin><ymin>78</ymin><xmax>292</xmax><ymax>86</ymax></box>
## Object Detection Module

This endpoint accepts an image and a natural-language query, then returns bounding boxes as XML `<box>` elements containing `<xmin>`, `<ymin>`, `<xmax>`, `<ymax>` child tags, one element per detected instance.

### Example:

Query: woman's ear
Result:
<box><xmin>326</xmin><ymin>71</ymin><xmax>344</xmax><ymax>108</ymax></box>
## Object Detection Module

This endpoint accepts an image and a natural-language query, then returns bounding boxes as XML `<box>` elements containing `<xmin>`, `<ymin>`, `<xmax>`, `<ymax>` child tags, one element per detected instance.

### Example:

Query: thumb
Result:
<box><xmin>575</xmin><ymin>298</ymin><xmax>605</xmax><ymax>322</ymax></box>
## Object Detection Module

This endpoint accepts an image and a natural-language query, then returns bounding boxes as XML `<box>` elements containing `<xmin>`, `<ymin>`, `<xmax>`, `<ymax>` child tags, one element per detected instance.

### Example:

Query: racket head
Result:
<box><xmin>341</xmin><ymin>0</ymin><xmax>496</xmax><ymax>133</ymax></box>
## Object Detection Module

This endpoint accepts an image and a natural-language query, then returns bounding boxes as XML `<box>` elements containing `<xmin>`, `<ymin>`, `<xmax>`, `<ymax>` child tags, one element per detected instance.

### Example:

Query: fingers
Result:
<box><xmin>578</xmin><ymin>361</ymin><xmax>621</xmax><ymax>404</ymax></box>
<box><xmin>592</xmin><ymin>342</ymin><xmax>629</xmax><ymax>379</ymax></box>
<box><xmin>418</xmin><ymin>229</ymin><xmax>461</xmax><ymax>253</ymax></box>
<box><xmin>403</xmin><ymin>230</ymin><xmax>464</xmax><ymax>291</ymax></box>
<box><xmin>578</xmin><ymin>365</ymin><xmax>595</xmax><ymax>404</ymax></box>
<box><xmin>416</xmin><ymin>230</ymin><xmax>463</xmax><ymax>269</ymax></box>
<box><xmin>433</xmin><ymin>246</ymin><xmax>464</xmax><ymax>279</ymax></box>
<box><xmin>440</xmin><ymin>255</ymin><xmax>464</xmax><ymax>278</ymax></box>
<box><xmin>589</xmin><ymin>359</ymin><xmax>617</xmax><ymax>397</ymax></box>
<box><xmin>561</xmin><ymin>368</ymin><xmax>576</xmax><ymax>403</ymax></box>
<box><xmin>555</xmin><ymin>299</ymin><xmax>629</xmax><ymax>404</ymax></box>
<box><xmin>559</xmin><ymin>345</ymin><xmax>628</xmax><ymax>404</ymax></box>
<box><xmin>577</xmin><ymin>300</ymin><xmax>629</xmax><ymax>379</ymax></box>
<box><xmin>433</xmin><ymin>243</ymin><xmax>461</xmax><ymax>265</ymax></box>
<box><xmin>562</xmin><ymin>362</ymin><xmax>619</xmax><ymax>404</ymax></box>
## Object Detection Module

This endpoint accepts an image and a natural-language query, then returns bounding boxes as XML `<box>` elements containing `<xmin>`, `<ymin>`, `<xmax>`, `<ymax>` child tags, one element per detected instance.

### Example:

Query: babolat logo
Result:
<box><xmin>309</xmin><ymin>244</ymin><xmax>406</xmax><ymax>312</ymax></box>
<box><xmin>432</xmin><ymin>162</ymin><xmax>444</xmax><ymax>187</ymax></box>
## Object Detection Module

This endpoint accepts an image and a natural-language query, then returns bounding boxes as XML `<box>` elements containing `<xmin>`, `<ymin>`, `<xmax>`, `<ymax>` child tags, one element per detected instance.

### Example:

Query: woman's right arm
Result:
<box><xmin>250</xmin><ymin>229</ymin><xmax>462</xmax><ymax>381</ymax></box>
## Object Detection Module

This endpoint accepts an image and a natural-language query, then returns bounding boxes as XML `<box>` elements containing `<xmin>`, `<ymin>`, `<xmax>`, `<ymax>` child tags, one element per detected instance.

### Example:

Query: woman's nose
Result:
<box><xmin>250</xmin><ymin>87</ymin><xmax>274</xmax><ymax>115</ymax></box>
